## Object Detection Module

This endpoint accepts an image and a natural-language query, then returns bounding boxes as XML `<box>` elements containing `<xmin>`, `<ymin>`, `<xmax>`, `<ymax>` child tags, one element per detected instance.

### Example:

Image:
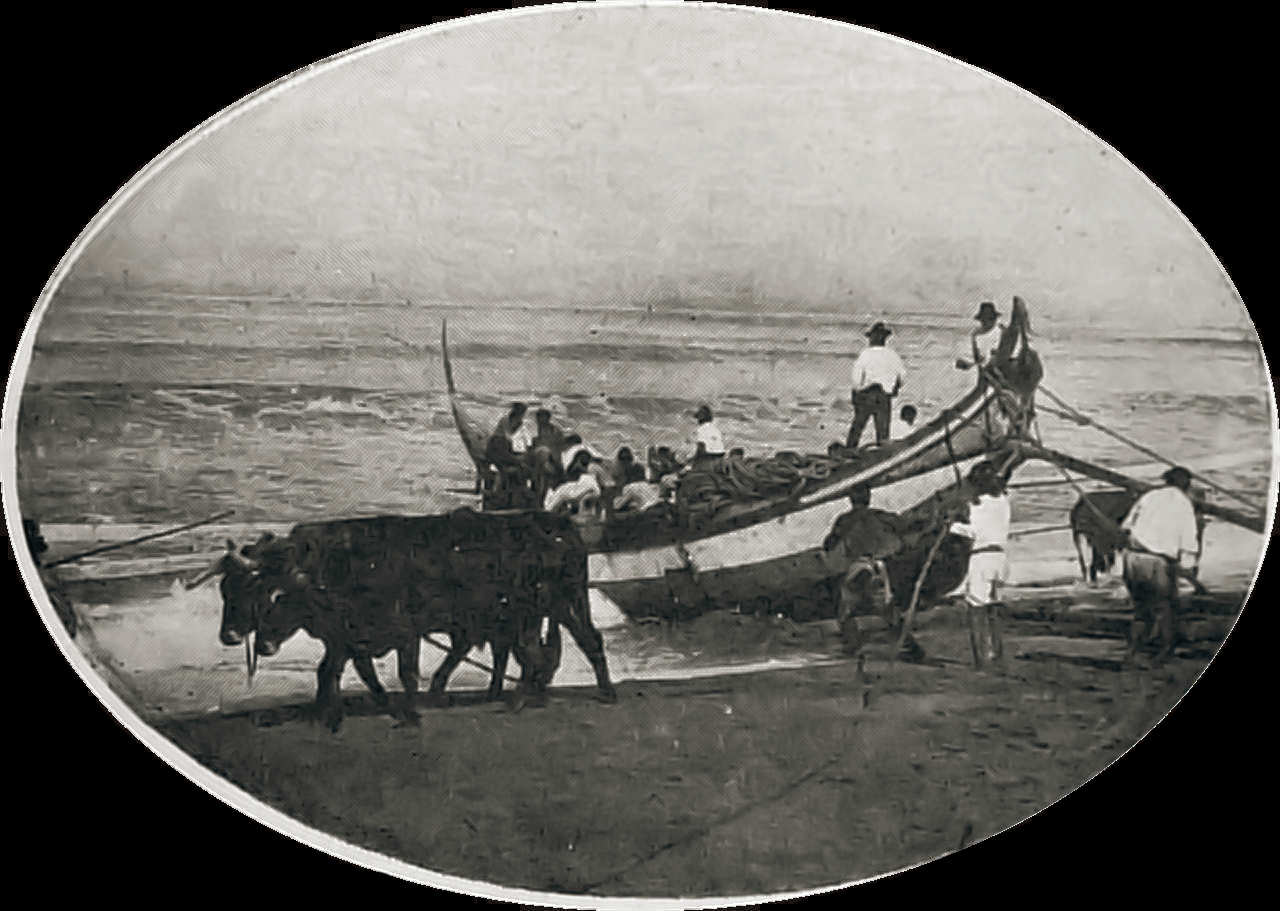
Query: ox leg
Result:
<box><xmin>1072</xmin><ymin>533</ymin><xmax>1089</xmax><ymax>583</ymax></box>
<box><xmin>560</xmin><ymin>595</ymin><xmax>617</xmax><ymax>703</ymax></box>
<box><xmin>425</xmin><ymin>631</ymin><xmax>471</xmax><ymax>708</ymax></box>
<box><xmin>352</xmin><ymin>656</ymin><xmax>391</xmax><ymax>709</ymax></box>
<box><xmin>315</xmin><ymin>647</ymin><xmax>347</xmax><ymax>733</ymax></box>
<box><xmin>397</xmin><ymin>639</ymin><xmax>421</xmax><ymax>723</ymax></box>
<box><xmin>488</xmin><ymin>635</ymin><xmax>511</xmax><ymax>702</ymax></box>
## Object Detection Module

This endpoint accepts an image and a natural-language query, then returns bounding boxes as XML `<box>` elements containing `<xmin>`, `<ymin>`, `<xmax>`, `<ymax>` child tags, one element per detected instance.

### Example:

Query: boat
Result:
<box><xmin>443</xmin><ymin>301</ymin><xmax>1051</xmax><ymax>621</ymax></box>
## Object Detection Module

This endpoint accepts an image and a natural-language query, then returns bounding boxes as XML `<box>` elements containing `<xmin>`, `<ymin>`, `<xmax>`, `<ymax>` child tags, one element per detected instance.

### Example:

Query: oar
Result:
<box><xmin>44</xmin><ymin>510</ymin><xmax>237</xmax><ymax>569</ymax></box>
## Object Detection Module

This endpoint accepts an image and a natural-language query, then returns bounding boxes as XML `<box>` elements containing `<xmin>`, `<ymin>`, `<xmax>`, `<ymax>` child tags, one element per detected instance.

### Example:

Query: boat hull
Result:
<box><xmin>588</xmin><ymin>457</ymin><xmax>983</xmax><ymax>620</ymax></box>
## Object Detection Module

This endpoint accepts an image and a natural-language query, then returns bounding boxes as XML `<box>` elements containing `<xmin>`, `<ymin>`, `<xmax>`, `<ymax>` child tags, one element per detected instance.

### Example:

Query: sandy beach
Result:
<box><xmin>139</xmin><ymin>576</ymin><xmax>1247</xmax><ymax>899</ymax></box>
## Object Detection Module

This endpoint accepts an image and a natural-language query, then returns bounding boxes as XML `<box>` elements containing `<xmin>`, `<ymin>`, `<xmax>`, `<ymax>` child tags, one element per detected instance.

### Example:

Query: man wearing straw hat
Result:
<box><xmin>846</xmin><ymin>321</ymin><xmax>905</xmax><ymax>449</ymax></box>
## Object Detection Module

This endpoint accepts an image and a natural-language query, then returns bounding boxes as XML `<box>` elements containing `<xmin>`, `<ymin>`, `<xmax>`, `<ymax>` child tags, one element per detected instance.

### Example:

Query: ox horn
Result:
<box><xmin>183</xmin><ymin>539</ymin><xmax>244</xmax><ymax>590</ymax></box>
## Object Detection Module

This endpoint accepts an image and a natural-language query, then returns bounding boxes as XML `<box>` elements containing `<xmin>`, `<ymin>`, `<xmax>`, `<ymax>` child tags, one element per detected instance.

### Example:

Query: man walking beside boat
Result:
<box><xmin>1119</xmin><ymin>466</ymin><xmax>1201</xmax><ymax>664</ymax></box>
<box><xmin>949</xmin><ymin>461</ymin><xmax>1012</xmax><ymax>667</ymax></box>
<box><xmin>847</xmin><ymin>322</ymin><xmax>905</xmax><ymax>450</ymax></box>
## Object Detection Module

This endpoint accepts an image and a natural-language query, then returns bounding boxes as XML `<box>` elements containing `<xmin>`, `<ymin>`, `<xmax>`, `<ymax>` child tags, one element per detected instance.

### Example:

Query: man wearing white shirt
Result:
<box><xmin>1120</xmin><ymin>466</ymin><xmax>1201</xmax><ymax>663</ymax></box>
<box><xmin>955</xmin><ymin>301</ymin><xmax>1004</xmax><ymax>377</ymax></box>
<box><xmin>690</xmin><ymin>404</ymin><xmax>726</xmax><ymax>465</ymax></box>
<box><xmin>846</xmin><ymin>322</ymin><xmax>905</xmax><ymax>449</ymax></box>
<box><xmin>949</xmin><ymin>461</ymin><xmax>1012</xmax><ymax>666</ymax></box>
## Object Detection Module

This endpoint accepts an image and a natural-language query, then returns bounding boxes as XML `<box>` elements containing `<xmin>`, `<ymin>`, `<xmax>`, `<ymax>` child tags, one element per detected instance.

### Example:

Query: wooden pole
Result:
<box><xmin>44</xmin><ymin>510</ymin><xmax>237</xmax><ymax>568</ymax></box>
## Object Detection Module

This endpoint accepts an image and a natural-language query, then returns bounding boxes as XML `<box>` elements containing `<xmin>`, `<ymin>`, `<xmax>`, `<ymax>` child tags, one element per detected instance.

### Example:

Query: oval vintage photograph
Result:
<box><xmin>3</xmin><ymin>4</ymin><xmax>1276</xmax><ymax>905</ymax></box>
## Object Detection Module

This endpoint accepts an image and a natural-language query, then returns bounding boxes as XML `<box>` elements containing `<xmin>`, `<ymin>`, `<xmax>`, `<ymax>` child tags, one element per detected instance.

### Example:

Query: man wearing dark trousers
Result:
<box><xmin>846</xmin><ymin>321</ymin><xmax>905</xmax><ymax>449</ymax></box>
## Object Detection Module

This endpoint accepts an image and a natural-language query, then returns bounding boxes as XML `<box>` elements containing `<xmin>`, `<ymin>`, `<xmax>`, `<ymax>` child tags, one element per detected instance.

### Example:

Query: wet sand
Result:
<box><xmin>153</xmin><ymin>590</ymin><xmax>1239</xmax><ymax>899</ymax></box>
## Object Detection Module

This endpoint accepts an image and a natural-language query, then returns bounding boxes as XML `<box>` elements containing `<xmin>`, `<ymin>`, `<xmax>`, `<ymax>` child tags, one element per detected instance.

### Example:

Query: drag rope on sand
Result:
<box><xmin>578</xmin><ymin>751</ymin><xmax>845</xmax><ymax>892</ymax></box>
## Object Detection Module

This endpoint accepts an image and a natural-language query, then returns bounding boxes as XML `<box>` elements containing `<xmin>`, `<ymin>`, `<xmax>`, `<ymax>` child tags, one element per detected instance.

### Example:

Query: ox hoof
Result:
<box><xmin>595</xmin><ymin>688</ymin><xmax>619</xmax><ymax>705</ymax></box>
<box><xmin>393</xmin><ymin>710</ymin><xmax>421</xmax><ymax>728</ymax></box>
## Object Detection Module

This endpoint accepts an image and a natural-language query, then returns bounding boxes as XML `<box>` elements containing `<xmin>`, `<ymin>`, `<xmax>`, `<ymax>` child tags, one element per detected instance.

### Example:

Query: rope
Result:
<box><xmin>420</xmin><ymin>633</ymin><xmax>522</xmax><ymax>685</ymax></box>
<box><xmin>1039</xmin><ymin>384</ymin><xmax>1261</xmax><ymax>514</ymax></box>
<box><xmin>1030</xmin><ymin>418</ymin><xmax>1127</xmax><ymax>542</ymax></box>
<box><xmin>673</xmin><ymin>451</ymin><xmax>844</xmax><ymax>519</ymax></box>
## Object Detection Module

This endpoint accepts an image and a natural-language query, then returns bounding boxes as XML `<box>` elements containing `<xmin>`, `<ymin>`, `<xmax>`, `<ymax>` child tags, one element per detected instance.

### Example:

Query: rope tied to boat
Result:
<box><xmin>1037</xmin><ymin>383</ymin><xmax>1262</xmax><ymax>515</ymax></box>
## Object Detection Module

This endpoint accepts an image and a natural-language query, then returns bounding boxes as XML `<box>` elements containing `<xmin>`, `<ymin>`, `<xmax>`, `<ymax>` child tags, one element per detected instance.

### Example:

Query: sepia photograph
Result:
<box><xmin>5</xmin><ymin>5</ymin><xmax>1275</xmax><ymax>905</ymax></box>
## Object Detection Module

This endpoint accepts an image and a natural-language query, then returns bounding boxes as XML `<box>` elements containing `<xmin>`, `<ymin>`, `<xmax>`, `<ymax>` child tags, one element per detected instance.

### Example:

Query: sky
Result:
<box><xmin>66</xmin><ymin>4</ymin><xmax>1248</xmax><ymax>332</ymax></box>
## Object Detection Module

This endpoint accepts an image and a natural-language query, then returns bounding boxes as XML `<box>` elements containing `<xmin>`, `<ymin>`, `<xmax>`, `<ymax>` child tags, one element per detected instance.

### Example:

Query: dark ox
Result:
<box><xmin>190</xmin><ymin>509</ymin><xmax>615</xmax><ymax>731</ymax></box>
<box><xmin>1070</xmin><ymin>489</ymin><xmax>1207</xmax><ymax>584</ymax></box>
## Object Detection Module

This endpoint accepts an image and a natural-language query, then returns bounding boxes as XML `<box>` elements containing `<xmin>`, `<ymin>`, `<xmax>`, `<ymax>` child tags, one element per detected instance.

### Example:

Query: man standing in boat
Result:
<box><xmin>485</xmin><ymin>402</ymin><xmax>534</xmax><ymax>508</ymax></box>
<box><xmin>1119</xmin><ymin>466</ymin><xmax>1201</xmax><ymax>664</ymax></box>
<box><xmin>955</xmin><ymin>301</ymin><xmax>1003</xmax><ymax>375</ymax></box>
<box><xmin>847</xmin><ymin>322</ymin><xmax>905</xmax><ymax>449</ymax></box>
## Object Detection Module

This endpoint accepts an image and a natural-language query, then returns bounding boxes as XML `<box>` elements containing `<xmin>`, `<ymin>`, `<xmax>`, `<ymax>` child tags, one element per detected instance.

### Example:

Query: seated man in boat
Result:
<box><xmin>492</xmin><ymin>401</ymin><xmax>534</xmax><ymax>455</ymax></box>
<box><xmin>526</xmin><ymin>409</ymin><xmax>566</xmax><ymax>503</ymax></box>
<box><xmin>1118</xmin><ymin>465</ymin><xmax>1201</xmax><ymax>665</ymax></box>
<box><xmin>485</xmin><ymin>409</ymin><xmax>535</xmax><ymax>509</ymax></box>
<box><xmin>612</xmin><ymin>461</ymin><xmax>663</xmax><ymax>514</ymax></box>
<box><xmin>688</xmin><ymin>404</ymin><xmax>726</xmax><ymax>467</ymax></box>
<box><xmin>890</xmin><ymin>404</ymin><xmax>918</xmax><ymax>440</ymax></box>
<box><xmin>948</xmin><ymin>460</ymin><xmax>1012</xmax><ymax>668</ymax></box>
<box><xmin>543</xmin><ymin>449</ymin><xmax>603</xmax><ymax>516</ymax></box>
<box><xmin>531</xmin><ymin>407</ymin><xmax>565</xmax><ymax>456</ymax></box>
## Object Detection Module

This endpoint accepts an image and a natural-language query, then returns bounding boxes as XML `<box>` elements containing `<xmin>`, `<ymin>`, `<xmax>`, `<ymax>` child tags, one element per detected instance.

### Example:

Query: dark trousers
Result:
<box><xmin>847</xmin><ymin>385</ymin><xmax>892</xmax><ymax>448</ymax></box>
<box><xmin>1123</xmin><ymin>551</ymin><xmax>1180</xmax><ymax>659</ymax></box>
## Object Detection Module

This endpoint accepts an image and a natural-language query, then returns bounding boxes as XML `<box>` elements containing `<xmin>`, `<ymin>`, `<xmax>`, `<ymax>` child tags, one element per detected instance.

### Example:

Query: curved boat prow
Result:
<box><xmin>441</xmin><ymin>319</ymin><xmax>490</xmax><ymax>469</ymax></box>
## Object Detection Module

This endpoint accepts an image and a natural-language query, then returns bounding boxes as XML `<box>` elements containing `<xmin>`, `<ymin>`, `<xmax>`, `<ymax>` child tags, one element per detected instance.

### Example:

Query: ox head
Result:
<box><xmin>186</xmin><ymin>534</ymin><xmax>295</xmax><ymax>647</ymax></box>
<box><xmin>252</xmin><ymin>586</ymin><xmax>311</xmax><ymax>657</ymax></box>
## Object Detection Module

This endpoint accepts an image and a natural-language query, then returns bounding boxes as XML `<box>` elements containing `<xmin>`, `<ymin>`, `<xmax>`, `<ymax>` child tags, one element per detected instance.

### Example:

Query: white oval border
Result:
<box><xmin>4</xmin><ymin>3</ymin><xmax>1278</xmax><ymax>907</ymax></box>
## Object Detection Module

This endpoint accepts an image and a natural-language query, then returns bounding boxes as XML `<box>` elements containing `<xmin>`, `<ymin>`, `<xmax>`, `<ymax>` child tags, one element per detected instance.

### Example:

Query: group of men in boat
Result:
<box><xmin>485</xmin><ymin>400</ymin><xmax>732</xmax><ymax>516</ymax></box>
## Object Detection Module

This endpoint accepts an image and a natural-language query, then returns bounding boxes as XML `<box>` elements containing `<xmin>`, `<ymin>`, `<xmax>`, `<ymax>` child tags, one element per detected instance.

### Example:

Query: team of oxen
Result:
<box><xmin>183</xmin><ymin>487</ymin><xmax>1203</xmax><ymax>732</ymax></box>
<box><xmin>187</xmin><ymin>508</ymin><xmax>617</xmax><ymax>731</ymax></box>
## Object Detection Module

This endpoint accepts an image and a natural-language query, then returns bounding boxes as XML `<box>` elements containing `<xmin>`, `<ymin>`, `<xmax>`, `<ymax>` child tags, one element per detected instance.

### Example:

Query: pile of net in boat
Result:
<box><xmin>673</xmin><ymin>450</ymin><xmax>855</xmax><ymax>521</ymax></box>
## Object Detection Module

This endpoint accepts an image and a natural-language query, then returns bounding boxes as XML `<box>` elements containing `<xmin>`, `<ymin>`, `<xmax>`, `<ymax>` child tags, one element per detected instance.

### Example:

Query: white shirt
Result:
<box><xmin>510</xmin><ymin>423</ymin><xmax>534</xmax><ymax>454</ymax></box>
<box><xmin>1122</xmin><ymin>485</ymin><xmax>1200</xmax><ymax>567</ymax></box>
<box><xmin>968</xmin><ymin>326</ymin><xmax>1003</xmax><ymax>365</ymax></box>
<box><xmin>543</xmin><ymin>474</ymin><xmax>602</xmax><ymax>513</ymax></box>
<box><xmin>950</xmin><ymin>493</ymin><xmax>1012</xmax><ymax>551</ymax></box>
<box><xmin>851</xmin><ymin>346</ymin><xmax>905</xmax><ymax>393</ymax></box>
<box><xmin>693</xmin><ymin>421</ymin><xmax>726</xmax><ymax>456</ymax></box>
<box><xmin>614</xmin><ymin>481</ymin><xmax>663</xmax><ymax>512</ymax></box>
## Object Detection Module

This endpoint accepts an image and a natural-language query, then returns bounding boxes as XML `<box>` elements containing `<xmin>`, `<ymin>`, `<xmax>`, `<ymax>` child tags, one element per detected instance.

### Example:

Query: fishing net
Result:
<box><xmin>673</xmin><ymin>450</ymin><xmax>859</xmax><ymax>520</ymax></box>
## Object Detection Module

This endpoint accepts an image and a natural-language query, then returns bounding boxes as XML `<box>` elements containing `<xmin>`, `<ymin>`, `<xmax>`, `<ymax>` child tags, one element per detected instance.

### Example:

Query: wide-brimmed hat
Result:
<box><xmin>865</xmin><ymin>321</ymin><xmax>892</xmax><ymax>339</ymax></box>
<box><xmin>974</xmin><ymin>301</ymin><xmax>1000</xmax><ymax>321</ymax></box>
<box><xmin>1161</xmin><ymin>466</ymin><xmax>1192</xmax><ymax>487</ymax></box>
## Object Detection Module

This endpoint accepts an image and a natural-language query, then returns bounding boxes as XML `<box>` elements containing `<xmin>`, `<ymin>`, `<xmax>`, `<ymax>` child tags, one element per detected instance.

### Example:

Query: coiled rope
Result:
<box><xmin>674</xmin><ymin>451</ymin><xmax>847</xmax><ymax>520</ymax></box>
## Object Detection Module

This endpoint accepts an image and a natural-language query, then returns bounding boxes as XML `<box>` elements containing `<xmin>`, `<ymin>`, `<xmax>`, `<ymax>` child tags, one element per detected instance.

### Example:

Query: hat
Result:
<box><xmin>865</xmin><ymin>321</ymin><xmax>892</xmax><ymax>339</ymax></box>
<box><xmin>1161</xmin><ymin>466</ymin><xmax>1192</xmax><ymax>488</ymax></box>
<box><xmin>694</xmin><ymin>404</ymin><xmax>713</xmax><ymax>422</ymax></box>
<box><xmin>974</xmin><ymin>302</ymin><xmax>1000</xmax><ymax>321</ymax></box>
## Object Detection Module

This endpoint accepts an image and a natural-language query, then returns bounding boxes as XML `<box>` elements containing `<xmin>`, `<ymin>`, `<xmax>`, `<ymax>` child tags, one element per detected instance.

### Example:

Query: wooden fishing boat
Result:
<box><xmin>444</xmin><ymin>301</ymin><xmax>1049</xmax><ymax>621</ymax></box>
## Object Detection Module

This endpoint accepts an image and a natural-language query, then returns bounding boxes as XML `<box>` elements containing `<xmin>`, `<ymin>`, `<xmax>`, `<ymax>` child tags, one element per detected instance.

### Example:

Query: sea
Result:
<box><xmin>8</xmin><ymin>292</ymin><xmax>1275</xmax><ymax>717</ymax></box>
